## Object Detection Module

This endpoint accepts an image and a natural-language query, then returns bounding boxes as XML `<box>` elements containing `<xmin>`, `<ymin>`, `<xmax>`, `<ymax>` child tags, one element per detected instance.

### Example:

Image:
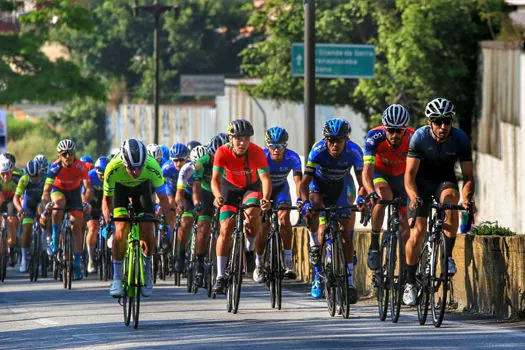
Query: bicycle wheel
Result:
<box><xmin>62</xmin><ymin>230</ymin><xmax>68</xmax><ymax>289</ymax></box>
<box><xmin>0</xmin><ymin>229</ymin><xmax>7</xmax><ymax>282</ymax></box>
<box><xmin>66</xmin><ymin>229</ymin><xmax>73</xmax><ymax>290</ymax></box>
<box><xmin>40</xmin><ymin>249</ymin><xmax>48</xmax><ymax>278</ymax></box>
<box><xmin>206</xmin><ymin>233</ymin><xmax>216</xmax><ymax>298</ymax></box>
<box><xmin>132</xmin><ymin>244</ymin><xmax>142</xmax><ymax>329</ymax></box>
<box><xmin>322</xmin><ymin>241</ymin><xmax>336</xmax><ymax>317</ymax></box>
<box><xmin>123</xmin><ymin>250</ymin><xmax>132</xmax><ymax>327</ymax></box>
<box><xmin>377</xmin><ymin>232</ymin><xmax>389</xmax><ymax>321</ymax></box>
<box><xmin>333</xmin><ymin>234</ymin><xmax>349</xmax><ymax>319</ymax></box>
<box><xmin>389</xmin><ymin>229</ymin><xmax>404</xmax><ymax>323</ymax></box>
<box><xmin>430</xmin><ymin>233</ymin><xmax>448</xmax><ymax>327</ymax></box>
<box><xmin>417</xmin><ymin>245</ymin><xmax>430</xmax><ymax>325</ymax></box>
<box><xmin>173</xmin><ymin>238</ymin><xmax>181</xmax><ymax>286</ymax></box>
<box><xmin>274</xmin><ymin>231</ymin><xmax>283</xmax><ymax>310</ymax></box>
<box><xmin>33</xmin><ymin>230</ymin><xmax>41</xmax><ymax>282</ymax></box>
<box><xmin>29</xmin><ymin>232</ymin><xmax>36</xmax><ymax>282</ymax></box>
<box><xmin>267</xmin><ymin>234</ymin><xmax>276</xmax><ymax>309</ymax></box>
<box><xmin>232</xmin><ymin>231</ymin><xmax>244</xmax><ymax>314</ymax></box>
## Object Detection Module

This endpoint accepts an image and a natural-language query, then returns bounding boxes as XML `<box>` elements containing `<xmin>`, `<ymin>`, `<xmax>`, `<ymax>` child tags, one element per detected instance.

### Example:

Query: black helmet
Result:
<box><xmin>227</xmin><ymin>119</ymin><xmax>254</xmax><ymax>137</ymax></box>
<box><xmin>186</xmin><ymin>140</ymin><xmax>201</xmax><ymax>152</ymax></box>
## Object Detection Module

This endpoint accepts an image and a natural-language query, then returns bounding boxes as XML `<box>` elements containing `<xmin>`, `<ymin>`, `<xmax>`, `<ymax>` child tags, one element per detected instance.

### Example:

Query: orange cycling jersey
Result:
<box><xmin>45</xmin><ymin>159</ymin><xmax>89</xmax><ymax>191</ymax></box>
<box><xmin>213</xmin><ymin>143</ymin><xmax>269</xmax><ymax>189</ymax></box>
<box><xmin>364</xmin><ymin>126</ymin><xmax>415</xmax><ymax>176</ymax></box>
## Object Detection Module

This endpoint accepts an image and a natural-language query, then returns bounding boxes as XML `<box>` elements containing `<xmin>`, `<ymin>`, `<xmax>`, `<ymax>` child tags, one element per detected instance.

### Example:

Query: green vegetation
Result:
<box><xmin>471</xmin><ymin>221</ymin><xmax>516</xmax><ymax>236</ymax></box>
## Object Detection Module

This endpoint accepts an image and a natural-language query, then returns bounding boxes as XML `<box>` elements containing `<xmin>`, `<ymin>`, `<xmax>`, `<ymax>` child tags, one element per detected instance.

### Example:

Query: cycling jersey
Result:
<box><xmin>46</xmin><ymin>159</ymin><xmax>89</xmax><ymax>191</ymax></box>
<box><xmin>408</xmin><ymin>126</ymin><xmax>472</xmax><ymax>182</ymax></box>
<box><xmin>194</xmin><ymin>154</ymin><xmax>213</xmax><ymax>192</ymax></box>
<box><xmin>103</xmin><ymin>155</ymin><xmax>166</xmax><ymax>197</ymax></box>
<box><xmin>162</xmin><ymin>161</ymin><xmax>188</xmax><ymax>196</ymax></box>
<box><xmin>264</xmin><ymin>148</ymin><xmax>302</xmax><ymax>188</ymax></box>
<box><xmin>13</xmin><ymin>166</ymin><xmax>24</xmax><ymax>177</ymax></box>
<box><xmin>15</xmin><ymin>174</ymin><xmax>44</xmax><ymax>200</ymax></box>
<box><xmin>177</xmin><ymin>162</ymin><xmax>194</xmax><ymax>194</ymax></box>
<box><xmin>306</xmin><ymin>140</ymin><xmax>363</xmax><ymax>182</ymax></box>
<box><xmin>213</xmin><ymin>143</ymin><xmax>269</xmax><ymax>189</ymax></box>
<box><xmin>0</xmin><ymin>173</ymin><xmax>21</xmax><ymax>199</ymax></box>
<box><xmin>364</xmin><ymin>126</ymin><xmax>415</xmax><ymax>176</ymax></box>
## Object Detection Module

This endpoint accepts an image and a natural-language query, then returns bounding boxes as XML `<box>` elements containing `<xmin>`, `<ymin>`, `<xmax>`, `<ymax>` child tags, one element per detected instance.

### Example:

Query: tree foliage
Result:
<box><xmin>0</xmin><ymin>0</ymin><xmax>105</xmax><ymax>104</ymax></box>
<box><xmin>241</xmin><ymin>0</ymin><xmax>507</xmax><ymax>131</ymax></box>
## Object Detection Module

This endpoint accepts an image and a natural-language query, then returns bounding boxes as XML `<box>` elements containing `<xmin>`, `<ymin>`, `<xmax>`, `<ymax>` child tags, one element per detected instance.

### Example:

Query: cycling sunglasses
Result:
<box><xmin>172</xmin><ymin>158</ymin><xmax>186</xmax><ymax>162</ymax></box>
<box><xmin>430</xmin><ymin>117</ymin><xmax>452</xmax><ymax>126</ymax></box>
<box><xmin>385</xmin><ymin>127</ymin><xmax>406</xmax><ymax>134</ymax></box>
<box><xmin>268</xmin><ymin>143</ymin><xmax>287</xmax><ymax>150</ymax></box>
<box><xmin>60</xmin><ymin>151</ymin><xmax>73</xmax><ymax>158</ymax></box>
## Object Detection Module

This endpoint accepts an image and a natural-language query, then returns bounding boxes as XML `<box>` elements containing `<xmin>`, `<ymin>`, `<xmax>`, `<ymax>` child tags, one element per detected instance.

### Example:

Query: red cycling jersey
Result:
<box><xmin>45</xmin><ymin>159</ymin><xmax>89</xmax><ymax>191</ymax></box>
<box><xmin>364</xmin><ymin>126</ymin><xmax>415</xmax><ymax>176</ymax></box>
<box><xmin>213</xmin><ymin>143</ymin><xmax>269</xmax><ymax>189</ymax></box>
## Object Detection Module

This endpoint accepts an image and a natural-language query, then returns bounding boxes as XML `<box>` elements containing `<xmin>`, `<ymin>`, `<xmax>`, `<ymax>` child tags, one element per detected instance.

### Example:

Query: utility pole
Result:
<box><xmin>304</xmin><ymin>0</ymin><xmax>315</xmax><ymax>155</ymax></box>
<box><xmin>133</xmin><ymin>1</ymin><xmax>180</xmax><ymax>144</ymax></box>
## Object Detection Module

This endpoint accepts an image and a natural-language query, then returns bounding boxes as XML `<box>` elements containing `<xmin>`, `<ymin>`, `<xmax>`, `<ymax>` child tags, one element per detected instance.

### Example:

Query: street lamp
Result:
<box><xmin>132</xmin><ymin>0</ymin><xmax>180</xmax><ymax>144</ymax></box>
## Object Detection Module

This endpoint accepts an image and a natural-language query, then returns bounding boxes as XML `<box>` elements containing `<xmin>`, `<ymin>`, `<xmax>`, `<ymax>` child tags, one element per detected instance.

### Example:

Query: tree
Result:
<box><xmin>0</xmin><ymin>0</ymin><xmax>105</xmax><ymax>104</ymax></box>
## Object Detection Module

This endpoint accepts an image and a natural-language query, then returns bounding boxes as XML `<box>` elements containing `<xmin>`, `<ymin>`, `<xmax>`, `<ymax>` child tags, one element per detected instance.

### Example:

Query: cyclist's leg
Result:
<box><xmin>110</xmin><ymin>183</ymin><xmax>131</xmax><ymax>297</ymax></box>
<box><xmin>50</xmin><ymin>189</ymin><xmax>66</xmax><ymax>254</ymax></box>
<box><xmin>5</xmin><ymin>199</ymin><xmax>17</xmax><ymax>264</ymax></box>
<box><xmin>86</xmin><ymin>218</ymin><xmax>99</xmax><ymax>273</ymax></box>
<box><xmin>307</xmin><ymin>177</ymin><xmax>324</xmax><ymax>264</ymax></box>
<box><xmin>368</xmin><ymin>174</ymin><xmax>393</xmax><ymax>270</ymax></box>
<box><xmin>346</xmin><ymin>174</ymin><xmax>357</xmax><ymax>232</ymax></box>
<box><xmin>176</xmin><ymin>193</ymin><xmax>194</xmax><ymax>271</ymax></box>
<box><xmin>244</xmin><ymin>187</ymin><xmax>263</xmax><ymax>283</ymax></box>
<box><xmin>195</xmin><ymin>190</ymin><xmax>214</xmax><ymax>283</ymax></box>
<box><xmin>436</xmin><ymin>181</ymin><xmax>460</xmax><ymax>274</ymax></box>
<box><xmin>274</xmin><ymin>183</ymin><xmax>295</xmax><ymax>278</ymax></box>
<box><xmin>66</xmin><ymin>188</ymin><xmax>85</xmax><ymax>279</ymax></box>
<box><xmin>20</xmin><ymin>199</ymin><xmax>37</xmax><ymax>272</ymax></box>
<box><xmin>388</xmin><ymin>174</ymin><xmax>410</xmax><ymax>244</ymax></box>
<box><xmin>135</xmin><ymin>181</ymin><xmax>156</xmax><ymax>296</ymax></box>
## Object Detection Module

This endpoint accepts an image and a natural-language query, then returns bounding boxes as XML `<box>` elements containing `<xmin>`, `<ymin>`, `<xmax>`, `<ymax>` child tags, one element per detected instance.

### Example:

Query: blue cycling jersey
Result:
<box><xmin>87</xmin><ymin>169</ymin><xmax>103</xmax><ymax>198</ymax></box>
<box><xmin>306</xmin><ymin>140</ymin><xmax>363</xmax><ymax>182</ymax></box>
<box><xmin>162</xmin><ymin>161</ymin><xmax>190</xmax><ymax>196</ymax></box>
<box><xmin>264</xmin><ymin>148</ymin><xmax>302</xmax><ymax>188</ymax></box>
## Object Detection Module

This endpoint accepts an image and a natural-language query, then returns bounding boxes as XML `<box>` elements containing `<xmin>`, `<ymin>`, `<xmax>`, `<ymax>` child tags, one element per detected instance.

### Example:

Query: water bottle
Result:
<box><xmin>460</xmin><ymin>210</ymin><xmax>470</xmax><ymax>233</ymax></box>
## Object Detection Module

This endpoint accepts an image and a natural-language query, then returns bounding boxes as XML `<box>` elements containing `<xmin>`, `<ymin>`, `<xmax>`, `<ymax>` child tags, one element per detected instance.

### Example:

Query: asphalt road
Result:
<box><xmin>1</xmin><ymin>266</ymin><xmax>524</xmax><ymax>349</ymax></box>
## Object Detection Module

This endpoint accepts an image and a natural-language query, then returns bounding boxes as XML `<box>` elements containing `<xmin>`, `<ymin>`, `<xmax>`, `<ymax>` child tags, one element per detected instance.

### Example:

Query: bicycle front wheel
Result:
<box><xmin>0</xmin><ymin>228</ymin><xmax>7</xmax><ymax>282</ymax></box>
<box><xmin>333</xmin><ymin>235</ymin><xmax>349</xmax><ymax>319</ymax></box>
<box><xmin>430</xmin><ymin>233</ymin><xmax>448</xmax><ymax>327</ymax></box>
<box><xmin>417</xmin><ymin>245</ymin><xmax>430</xmax><ymax>325</ymax></box>
<box><xmin>377</xmin><ymin>232</ymin><xmax>389</xmax><ymax>321</ymax></box>
<box><xmin>232</xmin><ymin>231</ymin><xmax>244</xmax><ymax>314</ymax></box>
<box><xmin>132</xmin><ymin>244</ymin><xmax>142</xmax><ymax>329</ymax></box>
<box><xmin>389</xmin><ymin>230</ymin><xmax>404</xmax><ymax>323</ymax></box>
<box><xmin>63</xmin><ymin>229</ymin><xmax>73</xmax><ymax>290</ymax></box>
<box><xmin>322</xmin><ymin>243</ymin><xmax>336</xmax><ymax>317</ymax></box>
<box><xmin>206</xmin><ymin>233</ymin><xmax>217</xmax><ymax>298</ymax></box>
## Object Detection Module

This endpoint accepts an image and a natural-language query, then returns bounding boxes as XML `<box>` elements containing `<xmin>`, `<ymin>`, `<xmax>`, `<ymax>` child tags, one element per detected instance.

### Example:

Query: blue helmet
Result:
<box><xmin>80</xmin><ymin>155</ymin><xmax>94</xmax><ymax>164</ymax></box>
<box><xmin>159</xmin><ymin>145</ymin><xmax>170</xmax><ymax>160</ymax></box>
<box><xmin>265</xmin><ymin>126</ymin><xmax>288</xmax><ymax>144</ymax></box>
<box><xmin>169</xmin><ymin>143</ymin><xmax>189</xmax><ymax>159</ymax></box>
<box><xmin>322</xmin><ymin>118</ymin><xmax>351</xmax><ymax>138</ymax></box>
<box><xmin>94</xmin><ymin>156</ymin><xmax>109</xmax><ymax>175</ymax></box>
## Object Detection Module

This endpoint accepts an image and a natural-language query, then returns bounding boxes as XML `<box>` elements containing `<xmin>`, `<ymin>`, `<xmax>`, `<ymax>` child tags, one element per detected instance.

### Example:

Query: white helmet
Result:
<box><xmin>34</xmin><ymin>154</ymin><xmax>49</xmax><ymax>172</ymax></box>
<box><xmin>382</xmin><ymin>104</ymin><xmax>410</xmax><ymax>128</ymax></box>
<box><xmin>0</xmin><ymin>155</ymin><xmax>13</xmax><ymax>173</ymax></box>
<box><xmin>190</xmin><ymin>145</ymin><xmax>207</xmax><ymax>164</ymax></box>
<box><xmin>146</xmin><ymin>143</ymin><xmax>162</xmax><ymax>162</ymax></box>
<box><xmin>120</xmin><ymin>138</ymin><xmax>147</xmax><ymax>169</ymax></box>
<box><xmin>57</xmin><ymin>139</ymin><xmax>76</xmax><ymax>153</ymax></box>
<box><xmin>425</xmin><ymin>98</ymin><xmax>455</xmax><ymax>118</ymax></box>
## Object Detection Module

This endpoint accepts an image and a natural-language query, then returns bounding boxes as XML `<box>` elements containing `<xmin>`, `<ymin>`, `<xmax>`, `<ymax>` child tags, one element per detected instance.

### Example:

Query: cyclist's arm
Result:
<box><xmin>158</xmin><ymin>193</ymin><xmax>171</xmax><ymax>221</ymax></box>
<box><xmin>211</xmin><ymin>170</ymin><xmax>222</xmax><ymax>201</ymax></box>
<box><xmin>82</xmin><ymin>178</ymin><xmax>93</xmax><ymax>203</ymax></box>
<box><xmin>41</xmin><ymin>182</ymin><xmax>53</xmax><ymax>206</ymax></box>
<box><xmin>404</xmin><ymin>157</ymin><xmax>420</xmax><ymax>204</ymax></box>
<box><xmin>175</xmin><ymin>188</ymin><xmax>185</xmax><ymax>209</ymax></box>
<box><xmin>259</xmin><ymin>171</ymin><xmax>272</xmax><ymax>202</ymax></box>
<box><xmin>102</xmin><ymin>195</ymin><xmax>113</xmax><ymax>223</ymax></box>
<box><xmin>299</xmin><ymin>170</ymin><xmax>314</xmax><ymax>202</ymax></box>
<box><xmin>362</xmin><ymin>163</ymin><xmax>376</xmax><ymax>195</ymax></box>
<box><xmin>460</xmin><ymin>160</ymin><xmax>475</xmax><ymax>204</ymax></box>
<box><xmin>192</xmin><ymin>180</ymin><xmax>202</xmax><ymax>206</ymax></box>
<box><xmin>293</xmin><ymin>174</ymin><xmax>302</xmax><ymax>199</ymax></box>
<box><xmin>13</xmin><ymin>194</ymin><xmax>22</xmax><ymax>213</ymax></box>
<box><xmin>355</xmin><ymin>172</ymin><xmax>367</xmax><ymax>197</ymax></box>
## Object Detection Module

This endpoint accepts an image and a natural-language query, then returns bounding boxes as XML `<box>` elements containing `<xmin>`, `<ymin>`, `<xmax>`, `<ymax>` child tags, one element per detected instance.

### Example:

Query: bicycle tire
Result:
<box><xmin>62</xmin><ymin>229</ymin><xmax>68</xmax><ymax>289</ymax></box>
<box><xmin>33</xmin><ymin>230</ymin><xmax>41</xmax><ymax>282</ymax></box>
<box><xmin>206</xmin><ymin>233</ymin><xmax>216</xmax><ymax>298</ymax></box>
<box><xmin>430</xmin><ymin>233</ymin><xmax>448</xmax><ymax>327</ymax></box>
<box><xmin>417</xmin><ymin>245</ymin><xmax>430</xmax><ymax>325</ymax></box>
<box><xmin>123</xmin><ymin>247</ymin><xmax>132</xmax><ymax>327</ymax></box>
<box><xmin>389</xmin><ymin>229</ymin><xmax>404</xmax><ymax>323</ymax></box>
<box><xmin>0</xmin><ymin>228</ymin><xmax>6</xmax><ymax>282</ymax></box>
<box><xmin>232</xmin><ymin>230</ymin><xmax>244</xmax><ymax>314</ymax></box>
<box><xmin>132</xmin><ymin>244</ymin><xmax>142</xmax><ymax>329</ymax></box>
<box><xmin>275</xmin><ymin>231</ymin><xmax>283</xmax><ymax>310</ymax></box>
<box><xmin>333</xmin><ymin>234</ymin><xmax>349</xmax><ymax>319</ymax></box>
<box><xmin>378</xmin><ymin>232</ymin><xmax>389</xmax><ymax>321</ymax></box>
<box><xmin>67</xmin><ymin>229</ymin><xmax>73</xmax><ymax>290</ymax></box>
<box><xmin>267</xmin><ymin>234</ymin><xmax>276</xmax><ymax>308</ymax></box>
<box><xmin>322</xmin><ymin>241</ymin><xmax>336</xmax><ymax>317</ymax></box>
<box><xmin>41</xmin><ymin>250</ymin><xmax>48</xmax><ymax>278</ymax></box>
<box><xmin>29</xmin><ymin>232</ymin><xmax>36</xmax><ymax>281</ymax></box>
<box><xmin>53</xmin><ymin>256</ymin><xmax>58</xmax><ymax>280</ymax></box>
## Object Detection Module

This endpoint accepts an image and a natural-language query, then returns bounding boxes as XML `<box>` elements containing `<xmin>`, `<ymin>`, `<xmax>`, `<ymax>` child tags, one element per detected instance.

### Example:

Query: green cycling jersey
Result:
<box><xmin>193</xmin><ymin>154</ymin><xmax>213</xmax><ymax>192</ymax></box>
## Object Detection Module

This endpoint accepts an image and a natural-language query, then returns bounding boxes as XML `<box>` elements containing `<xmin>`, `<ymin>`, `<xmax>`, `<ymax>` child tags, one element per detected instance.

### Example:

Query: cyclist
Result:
<box><xmin>363</xmin><ymin>104</ymin><xmax>414</xmax><ymax>271</ymax></box>
<box><xmin>159</xmin><ymin>145</ymin><xmax>170</xmax><ymax>166</ymax></box>
<box><xmin>84</xmin><ymin>156</ymin><xmax>109</xmax><ymax>274</ymax></box>
<box><xmin>263</xmin><ymin>126</ymin><xmax>302</xmax><ymax>279</ymax></box>
<box><xmin>0</xmin><ymin>155</ymin><xmax>22</xmax><ymax>266</ymax></box>
<box><xmin>299</xmin><ymin>118</ymin><xmax>363</xmax><ymax>303</ymax></box>
<box><xmin>211</xmin><ymin>119</ymin><xmax>272</xmax><ymax>293</ymax></box>
<box><xmin>3</xmin><ymin>152</ymin><xmax>24</xmax><ymax>177</ymax></box>
<box><xmin>162</xmin><ymin>143</ymin><xmax>191</xmax><ymax>273</ymax></box>
<box><xmin>102</xmin><ymin>139</ymin><xmax>171</xmax><ymax>297</ymax></box>
<box><xmin>176</xmin><ymin>145</ymin><xmax>207</xmax><ymax>285</ymax></box>
<box><xmin>13</xmin><ymin>160</ymin><xmax>45</xmax><ymax>272</ymax></box>
<box><xmin>80</xmin><ymin>155</ymin><xmax>94</xmax><ymax>171</ymax></box>
<box><xmin>403</xmin><ymin>97</ymin><xmax>475</xmax><ymax>306</ymax></box>
<box><xmin>147</xmin><ymin>143</ymin><xmax>163</xmax><ymax>166</ymax></box>
<box><xmin>34</xmin><ymin>154</ymin><xmax>49</xmax><ymax>175</ymax></box>
<box><xmin>41</xmin><ymin>139</ymin><xmax>93</xmax><ymax>280</ymax></box>
<box><xmin>187</xmin><ymin>140</ymin><xmax>201</xmax><ymax>152</ymax></box>
<box><xmin>192</xmin><ymin>135</ymin><xmax>228</xmax><ymax>284</ymax></box>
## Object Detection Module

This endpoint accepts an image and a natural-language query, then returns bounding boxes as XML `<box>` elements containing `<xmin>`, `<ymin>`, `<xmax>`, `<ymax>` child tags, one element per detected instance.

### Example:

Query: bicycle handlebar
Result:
<box><xmin>309</xmin><ymin>205</ymin><xmax>361</xmax><ymax>213</ymax></box>
<box><xmin>111</xmin><ymin>216</ymin><xmax>161</xmax><ymax>224</ymax></box>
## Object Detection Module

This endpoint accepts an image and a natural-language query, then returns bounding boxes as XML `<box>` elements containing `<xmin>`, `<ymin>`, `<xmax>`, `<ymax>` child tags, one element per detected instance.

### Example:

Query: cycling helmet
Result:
<box><xmin>425</xmin><ymin>98</ymin><xmax>456</xmax><ymax>118</ymax></box>
<box><xmin>265</xmin><ymin>126</ymin><xmax>289</xmax><ymax>144</ymax></box>
<box><xmin>186</xmin><ymin>140</ymin><xmax>201</xmax><ymax>152</ymax></box>
<box><xmin>0</xmin><ymin>155</ymin><xmax>13</xmax><ymax>173</ymax></box>
<box><xmin>227</xmin><ymin>119</ymin><xmax>254</xmax><ymax>137</ymax></box>
<box><xmin>80</xmin><ymin>155</ymin><xmax>94</xmax><ymax>164</ymax></box>
<box><xmin>33</xmin><ymin>154</ymin><xmax>49</xmax><ymax>172</ymax></box>
<box><xmin>109</xmin><ymin>147</ymin><xmax>120</xmax><ymax>158</ymax></box>
<box><xmin>190</xmin><ymin>145</ymin><xmax>207</xmax><ymax>163</ymax></box>
<box><xmin>25</xmin><ymin>160</ymin><xmax>40</xmax><ymax>177</ymax></box>
<box><xmin>217</xmin><ymin>132</ymin><xmax>229</xmax><ymax>144</ymax></box>
<box><xmin>146</xmin><ymin>143</ymin><xmax>162</xmax><ymax>162</ymax></box>
<box><xmin>323</xmin><ymin>118</ymin><xmax>351</xmax><ymax>138</ymax></box>
<box><xmin>57</xmin><ymin>139</ymin><xmax>76</xmax><ymax>153</ymax></box>
<box><xmin>158</xmin><ymin>145</ymin><xmax>169</xmax><ymax>160</ymax></box>
<box><xmin>169</xmin><ymin>143</ymin><xmax>189</xmax><ymax>159</ymax></box>
<box><xmin>3</xmin><ymin>152</ymin><xmax>15</xmax><ymax>165</ymax></box>
<box><xmin>94</xmin><ymin>156</ymin><xmax>109</xmax><ymax>175</ymax></box>
<box><xmin>207</xmin><ymin>134</ymin><xmax>227</xmax><ymax>156</ymax></box>
<box><xmin>382</xmin><ymin>104</ymin><xmax>410</xmax><ymax>128</ymax></box>
<box><xmin>120</xmin><ymin>138</ymin><xmax>147</xmax><ymax>169</ymax></box>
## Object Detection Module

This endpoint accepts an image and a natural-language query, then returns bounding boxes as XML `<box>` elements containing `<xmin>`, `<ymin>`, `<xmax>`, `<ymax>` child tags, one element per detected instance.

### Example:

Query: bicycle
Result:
<box><xmin>28</xmin><ymin>216</ymin><xmax>46</xmax><ymax>282</ymax></box>
<box><xmin>308</xmin><ymin>205</ymin><xmax>360</xmax><ymax>319</ymax></box>
<box><xmin>45</xmin><ymin>207</ymin><xmax>74</xmax><ymax>290</ymax></box>
<box><xmin>262</xmin><ymin>204</ymin><xmax>298</xmax><ymax>310</ymax></box>
<box><xmin>0</xmin><ymin>213</ymin><xmax>8</xmax><ymax>282</ymax></box>
<box><xmin>153</xmin><ymin>222</ymin><xmax>170</xmax><ymax>283</ymax></box>
<box><xmin>172</xmin><ymin>213</ymin><xmax>182</xmax><ymax>286</ymax></box>
<box><xmin>97</xmin><ymin>219</ymin><xmax>113</xmax><ymax>282</ymax></box>
<box><xmin>205</xmin><ymin>208</ymin><xmax>219</xmax><ymax>298</ymax></box>
<box><xmin>373</xmin><ymin>198</ymin><xmax>405</xmax><ymax>323</ymax></box>
<box><xmin>414</xmin><ymin>199</ymin><xmax>472</xmax><ymax>328</ymax></box>
<box><xmin>112</xmin><ymin>207</ymin><xmax>160</xmax><ymax>329</ymax></box>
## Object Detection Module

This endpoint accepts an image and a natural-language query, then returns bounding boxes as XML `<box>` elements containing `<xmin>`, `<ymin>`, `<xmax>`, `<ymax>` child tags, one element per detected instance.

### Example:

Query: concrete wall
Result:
<box><xmin>292</xmin><ymin>227</ymin><xmax>525</xmax><ymax>318</ymax></box>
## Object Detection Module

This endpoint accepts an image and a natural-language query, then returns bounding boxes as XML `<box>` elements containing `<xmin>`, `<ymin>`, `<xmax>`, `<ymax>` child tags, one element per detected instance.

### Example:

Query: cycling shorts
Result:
<box><xmin>309</xmin><ymin>177</ymin><xmax>351</xmax><ymax>217</ymax></box>
<box><xmin>22</xmin><ymin>197</ymin><xmax>40</xmax><ymax>219</ymax></box>
<box><xmin>271</xmin><ymin>182</ymin><xmax>291</xmax><ymax>206</ymax></box>
<box><xmin>219</xmin><ymin>178</ymin><xmax>262</xmax><ymax>222</ymax></box>
<box><xmin>113</xmin><ymin>181</ymin><xmax>154</xmax><ymax>217</ymax></box>
<box><xmin>373</xmin><ymin>172</ymin><xmax>407</xmax><ymax>202</ymax></box>
<box><xmin>407</xmin><ymin>180</ymin><xmax>459</xmax><ymax>218</ymax></box>
<box><xmin>197</xmin><ymin>189</ymin><xmax>214</xmax><ymax>220</ymax></box>
<box><xmin>51</xmin><ymin>187</ymin><xmax>83</xmax><ymax>211</ymax></box>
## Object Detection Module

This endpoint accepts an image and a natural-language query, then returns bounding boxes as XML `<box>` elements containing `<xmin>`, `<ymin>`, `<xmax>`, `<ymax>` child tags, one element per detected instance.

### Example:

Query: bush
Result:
<box><xmin>471</xmin><ymin>221</ymin><xmax>516</xmax><ymax>237</ymax></box>
<box><xmin>8</xmin><ymin>128</ymin><xmax>60</xmax><ymax>166</ymax></box>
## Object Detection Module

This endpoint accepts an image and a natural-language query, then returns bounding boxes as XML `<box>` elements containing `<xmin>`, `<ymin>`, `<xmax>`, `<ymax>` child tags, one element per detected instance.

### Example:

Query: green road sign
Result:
<box><xmin>291</xmin><ymin>43</ymin><xmax>375</xmax><ymax>79</ymax></box>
